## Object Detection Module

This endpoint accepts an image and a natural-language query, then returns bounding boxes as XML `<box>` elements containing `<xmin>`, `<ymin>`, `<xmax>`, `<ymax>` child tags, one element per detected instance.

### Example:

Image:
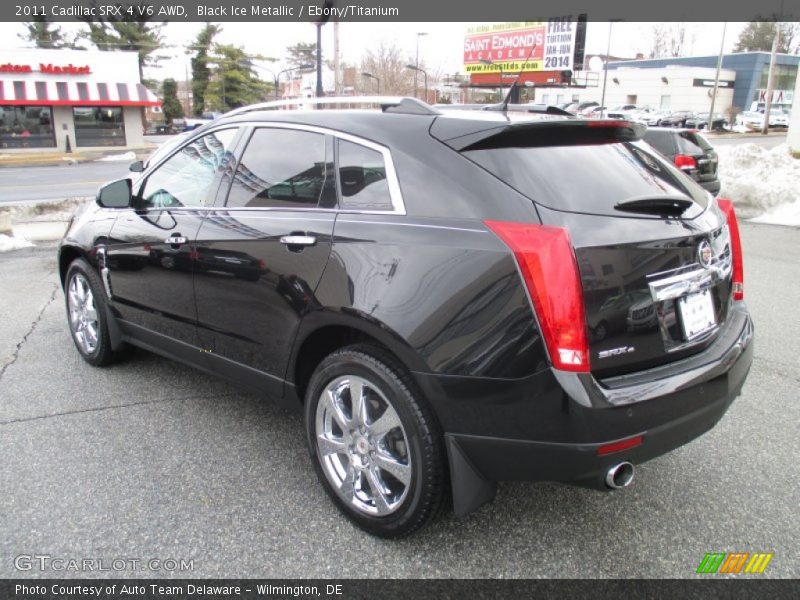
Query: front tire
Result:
<box><xmin>304</xmin><ymin>345</ymin><xmax>446</xmax><ymax>538</ymax></box>
<box><xmin>64</xmin><ymin>258</ymin><xmax>119</xmax><ymax>366</ymax></box>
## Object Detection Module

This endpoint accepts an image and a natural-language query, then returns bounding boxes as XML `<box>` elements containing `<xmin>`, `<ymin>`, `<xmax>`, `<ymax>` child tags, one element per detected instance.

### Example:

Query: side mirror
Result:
<box><xmin>97</xmin><ymin>179</ymin><xmax>132</xmax><ymax>209</ymax></box>
<box><xmin>129</xmin><ymin>160</ymin><xmax>144</xmax><ymax>173</ymax></box>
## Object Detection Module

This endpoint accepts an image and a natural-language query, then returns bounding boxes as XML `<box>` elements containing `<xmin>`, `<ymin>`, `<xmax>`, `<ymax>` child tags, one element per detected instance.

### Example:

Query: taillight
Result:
<box><xmin>717</xmin><ymin>198</ymin><xmax>744</xmax><ymax>301</ymax></box>
<box><xmin>485</xmin><ymin>221</ymin><xmax>589</xmax><ymax>372</ymax></box>
<box><xmin>674</xmin><ymin>154</ymin><xmax>697</xmax><ymax>169</ymax></box>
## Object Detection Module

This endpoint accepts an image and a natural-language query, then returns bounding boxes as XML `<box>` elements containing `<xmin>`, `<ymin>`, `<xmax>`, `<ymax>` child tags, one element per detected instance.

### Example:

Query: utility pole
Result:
<box><xmin>707</xmin><ymin>22</ymin><xmax>727</xmax><ymax>132</ymax></box>
<box><xmin>315</xmin><ymin>23</ymin><xmax>323</xmax><ymax>97</ymax></box>
<box><xmin>333</xmin><ymin>22</ymin><xmax>340</xmax><ymax>95</ymax></box>
<box><xmin>761</xmin><ymin>24</ymin><xmax>780</xmax><ymax>135</ymax></box>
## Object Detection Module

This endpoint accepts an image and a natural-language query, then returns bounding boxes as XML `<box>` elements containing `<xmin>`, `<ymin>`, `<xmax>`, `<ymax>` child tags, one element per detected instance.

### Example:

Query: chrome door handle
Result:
<box><xmin>165</xmin><ymin>236</ymin><xmax>187</xmax><ymax>245</ymax></box>
<box><xmin>280</xmin><ymin>235</ymin><xmax>316</xmax><ymax>247</ymax></box>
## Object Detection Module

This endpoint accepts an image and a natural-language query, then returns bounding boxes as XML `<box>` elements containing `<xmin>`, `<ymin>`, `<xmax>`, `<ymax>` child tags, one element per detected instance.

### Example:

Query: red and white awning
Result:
<box><xmin>0</xmin><ymin>80</ymin><xmax>160</xmax><ymax>107</ymax></box>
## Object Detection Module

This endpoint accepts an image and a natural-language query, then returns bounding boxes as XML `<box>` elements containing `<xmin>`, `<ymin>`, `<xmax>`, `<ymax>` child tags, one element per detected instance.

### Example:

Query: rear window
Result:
<box><xmin>676</xmin><ymin>131</ymin><xmax>713</xmax><ymax>154</ymax></box>
<box><xmin>464</xmin><ymin>141</ymin><xmax>709</xmax><ymax>217</ymax></box>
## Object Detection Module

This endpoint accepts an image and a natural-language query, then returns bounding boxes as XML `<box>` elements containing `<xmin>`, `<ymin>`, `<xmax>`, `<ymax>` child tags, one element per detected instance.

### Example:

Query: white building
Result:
<box><xmin>540</xmin><ymin>66</ymin><xmax>737</xmax><ymax>114</ymax></box>
<box><xmin>0</xmin><ymin>48</ymin><xmax>160</xmax><ymax>152</ymax></box>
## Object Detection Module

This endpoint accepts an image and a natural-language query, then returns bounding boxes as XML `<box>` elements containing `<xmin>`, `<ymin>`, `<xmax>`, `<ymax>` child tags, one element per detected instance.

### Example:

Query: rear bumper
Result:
<box><xmin>416</xmin><ymin>303</ymin><xmax>753</xmax><ymax>516</ymax></box>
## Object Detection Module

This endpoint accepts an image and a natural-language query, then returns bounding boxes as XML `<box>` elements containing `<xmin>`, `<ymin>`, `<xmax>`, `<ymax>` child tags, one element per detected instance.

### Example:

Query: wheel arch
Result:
<box><xmin>58</xmin><ymin>245</ymin><xmax>88</xmax><ymax>287</ymax></box>
<box><xmin>287</xmin><ymin>310</ymin><xmax>429</xmax><ymax>404</ymax></box>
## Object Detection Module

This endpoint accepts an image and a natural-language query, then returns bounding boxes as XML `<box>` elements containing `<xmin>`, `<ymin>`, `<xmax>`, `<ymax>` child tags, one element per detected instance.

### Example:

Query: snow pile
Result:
<box><xmin>95</xmin><ymin>151</ymin><xmax>136</xmax><ymax>162</ymax></box>
<box><xmin>716</xmin><ymin>143</ymin><xmax>800</xmax><ymax>222</ymax></box>
<box><xmin>0</xmin><ymin>233</ymin><xmax>34</xmax><ymax>252</ymax></box>
<box><xmin>750</xmin><ymin>200</ymin><xmax>800</xmax><ymax>226</ymax></box>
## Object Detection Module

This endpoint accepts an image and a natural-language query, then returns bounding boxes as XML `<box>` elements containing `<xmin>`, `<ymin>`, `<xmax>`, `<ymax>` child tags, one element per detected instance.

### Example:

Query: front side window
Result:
<box><xmin>139</xmin><ymin>128</ymin><xmax>237</xmax><ymax>209</ymax></box>
<box><xmin>226</xmin><ymin>128</ymin><xmax>333</xmax><ymax>209</ymax></box>
<box><xmin>73</xmin><ymin>106</ymin><xmax>125</xmax><ymax>147</ymax></box>
<box><xmin>337</xmin><ymin>139</ymin><xmax>394</xmax><ymax>211</ymax></box>
<box><xmin>0</xmin><ymin>105</ymin><xmax>55</xmax><ymax>149</ymax></box>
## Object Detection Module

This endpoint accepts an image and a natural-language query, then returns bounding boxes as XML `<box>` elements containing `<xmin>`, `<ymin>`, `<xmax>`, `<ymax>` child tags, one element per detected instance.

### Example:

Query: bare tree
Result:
<box><xmin>359</xmin><ymin>41</ymin><xmax>417</xmax><ymax>96</ymax></box>
<box><xmin>648</xmin><ymin>23</ymin><xmax>692</xmax><ymax>58</ymax></box>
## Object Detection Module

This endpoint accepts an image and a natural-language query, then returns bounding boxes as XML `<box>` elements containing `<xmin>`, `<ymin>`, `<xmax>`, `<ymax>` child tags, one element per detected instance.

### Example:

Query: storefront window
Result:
<box><xmin>0</xmin><ymin>106</ymin><xmax>55</xmax><ymax>149</ymax></box>
<box><xmin>73</xmin><ymin>106</ymin><xmax>126</xmax><ymax>147</ymax></box>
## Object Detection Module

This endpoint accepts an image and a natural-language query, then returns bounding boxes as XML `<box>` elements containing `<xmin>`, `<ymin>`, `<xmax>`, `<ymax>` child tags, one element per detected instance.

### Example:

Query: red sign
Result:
<box><xmin>464</xmin><ymin>27</ymin><xmax>545</xmax><ymax>66</ymax></box>
<box><xmin>0</xmin><ymin>63</ymin><xmax>33</xmax><ymax>74</ymax></box>
<box><xmin>0</xmin><ymin>63</ymin><xmax>91</xmax><ymax>75</ymax></box>
<box><xmin>40</xmin><ymin>63</ymin><xmax>91</xmax><ymax>75</ymax></box>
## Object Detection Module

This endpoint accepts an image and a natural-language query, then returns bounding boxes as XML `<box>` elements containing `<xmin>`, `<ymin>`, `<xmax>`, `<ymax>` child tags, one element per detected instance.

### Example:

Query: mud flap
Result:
<box><xmin>445</xmin><ymin>434</ymin><xmax>497</xmax><ymax>517</ymax></box>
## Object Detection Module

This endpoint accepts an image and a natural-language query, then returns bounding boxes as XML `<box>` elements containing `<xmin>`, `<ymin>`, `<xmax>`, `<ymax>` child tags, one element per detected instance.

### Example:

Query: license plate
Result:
<box><xmin>678</xmin><ymin>290</ymin><xmax>716</xmax><ymax>340</ymax></box>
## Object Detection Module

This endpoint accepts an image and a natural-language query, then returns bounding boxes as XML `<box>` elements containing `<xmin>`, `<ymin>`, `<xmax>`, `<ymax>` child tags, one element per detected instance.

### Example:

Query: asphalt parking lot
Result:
<box><xmin>0</xmin><ymin>221</ymin><xmax>798</xmax><ymax>579</ymax></box>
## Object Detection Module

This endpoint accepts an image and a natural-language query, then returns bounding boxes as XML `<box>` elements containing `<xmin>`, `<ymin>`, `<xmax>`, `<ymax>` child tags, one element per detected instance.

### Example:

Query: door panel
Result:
<box><xmin>193</xmin><ymin>209</ymin><xmax>335</xmax><ymax>384</ymax></box>
<box><xmin>104</xmin><ymin>127</ymin><xmax>240</xmax><ymax>346</ymax></box>
<box><xmin>106</xmin><ymin>209</ymin><xmax>205</xmax><ymax>344</ymax></box>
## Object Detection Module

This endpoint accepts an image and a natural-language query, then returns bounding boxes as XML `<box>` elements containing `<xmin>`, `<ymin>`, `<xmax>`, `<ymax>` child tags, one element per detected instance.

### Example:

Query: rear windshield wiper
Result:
<box><xmin>614</xmin><ymin>196</ymin><xmax>694</xmax><ymax>216</ymax></box>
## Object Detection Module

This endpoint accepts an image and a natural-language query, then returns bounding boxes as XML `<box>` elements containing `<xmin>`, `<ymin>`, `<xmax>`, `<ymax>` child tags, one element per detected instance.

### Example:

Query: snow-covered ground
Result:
<box><xmin>95</xmin><ymin>151</ymin><xmax>137</xmax><ymax>162</ymax></box>
<box><xmin>716</xmin><ymin>143</ymin><xmax>800</xmax><ymax>226</ymax></box>
<box><xmin>0</xmin><ymin>234</ymin><xmax>34</xmax><ymax>252</ymax></box>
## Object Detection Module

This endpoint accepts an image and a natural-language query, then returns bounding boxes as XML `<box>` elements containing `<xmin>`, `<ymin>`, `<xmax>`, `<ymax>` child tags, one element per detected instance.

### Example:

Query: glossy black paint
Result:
<box><xmin>58</xmin><ymin>107</ymin><xmax>753</xmax><ymax>516</ymax></box>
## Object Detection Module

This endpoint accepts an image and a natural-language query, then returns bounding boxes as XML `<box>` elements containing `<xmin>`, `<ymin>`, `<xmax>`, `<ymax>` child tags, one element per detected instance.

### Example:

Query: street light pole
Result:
<box><xmin>479</xmin><ymin>58</ymin><xmax>505</xmax><ymax>102</ymax></box>
<box><xmin>406</xmin><ymin>64</ymin><xmax>428</xmax><ymax>103</ymax></box>
<box><xmin>362</xmin><ymin>72</ymin><xmax>380</xmax><ymax>95</ymax></box>
<box><xmin>414</xmin><ymin>32</ymin><xmax>428</xmax><ymax>99</ymax></box>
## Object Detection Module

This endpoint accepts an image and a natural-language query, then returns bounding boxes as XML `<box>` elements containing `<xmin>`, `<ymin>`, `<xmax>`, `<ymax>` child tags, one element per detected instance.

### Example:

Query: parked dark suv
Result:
<box><xmin>59</xmin><ymin>98</ymin><xmax>752</xmax><ymax>537</ymax></box>
<box><xmin>643</xmin><ymin>127</ymin><xmax>721</xmax><ymax>195</ymax></box>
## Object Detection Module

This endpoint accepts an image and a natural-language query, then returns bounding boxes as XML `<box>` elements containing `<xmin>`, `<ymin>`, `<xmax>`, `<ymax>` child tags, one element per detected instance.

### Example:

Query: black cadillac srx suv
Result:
<box><xmin>58</xmin><ymin>98</ymin><xmax>753</xmax><ymax>537</ymax></box>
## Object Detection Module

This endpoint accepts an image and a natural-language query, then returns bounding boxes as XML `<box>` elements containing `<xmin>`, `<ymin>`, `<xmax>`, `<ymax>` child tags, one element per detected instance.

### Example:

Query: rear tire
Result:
<box><xmin>304</xmin><ymin>344</ymin><xmax>446</xmax><ymax>538</ymax></box>
<box><xmin>64</xmin><ymin>258</ymin><xmax>120</xmax><ymax>367</ymax></box>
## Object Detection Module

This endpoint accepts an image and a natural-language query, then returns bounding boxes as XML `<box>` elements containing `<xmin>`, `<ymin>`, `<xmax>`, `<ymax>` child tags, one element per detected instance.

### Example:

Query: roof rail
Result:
<box><xmin>225</xmin><ymin>96</ymin><xmax>441</xmax><ymax>118</ymax></box>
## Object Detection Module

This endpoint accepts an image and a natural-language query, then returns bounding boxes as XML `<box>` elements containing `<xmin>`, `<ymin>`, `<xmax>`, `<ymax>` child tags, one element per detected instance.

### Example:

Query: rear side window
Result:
<box><xmin>337</xmin><ymin>140</ymin><xmax>394</xmax><ymax>211</ymax></box>
<box><xmin>676</xmin><ymin>131</ymin><xmax>712</xmax><ymax>154</ymax></box>
<box><xmin>464</xmin><ymin>141</ymin><xmax>708</xmax><ymax>217</ymax></box>
<box><xmin>225</xmin><ymin>128</ymin><xmax>334</xmax><ymax>209</ymax></box>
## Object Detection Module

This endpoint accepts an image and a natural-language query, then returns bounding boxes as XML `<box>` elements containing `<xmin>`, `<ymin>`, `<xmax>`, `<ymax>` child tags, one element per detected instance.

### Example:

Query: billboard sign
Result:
<box><xmin>464</xmin><ymin>18</ymin><xmax>579</xmax><ymax>76</ymax></box>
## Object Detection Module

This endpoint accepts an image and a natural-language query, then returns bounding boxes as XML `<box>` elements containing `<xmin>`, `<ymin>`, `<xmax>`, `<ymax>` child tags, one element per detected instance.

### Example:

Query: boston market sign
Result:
<box><xmin>0</xmin><ymin>63</ymin><xmax>92</xmax><ymax>75</ymax></box>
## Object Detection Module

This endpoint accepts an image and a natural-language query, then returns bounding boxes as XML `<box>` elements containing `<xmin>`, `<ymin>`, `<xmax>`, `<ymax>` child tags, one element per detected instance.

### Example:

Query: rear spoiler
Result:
<box><xmin>431</xmin><ymin>119</ymin><xmax>646</xmax><ymax>152</ymax></box>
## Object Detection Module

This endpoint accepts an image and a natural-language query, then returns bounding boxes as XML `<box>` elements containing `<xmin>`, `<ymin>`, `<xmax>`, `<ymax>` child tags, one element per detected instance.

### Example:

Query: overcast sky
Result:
<box><xmin>0</xmin><ymin>21</ymin><xmax>746</xmax><ymax>81</ymax></box>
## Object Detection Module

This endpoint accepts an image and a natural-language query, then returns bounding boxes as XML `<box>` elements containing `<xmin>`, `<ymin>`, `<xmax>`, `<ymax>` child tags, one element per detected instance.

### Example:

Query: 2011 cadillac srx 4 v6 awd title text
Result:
<box><xmin>58</xmin><ymin>98</ymin><xmax>753</xmax><ymax>537</ymax></box>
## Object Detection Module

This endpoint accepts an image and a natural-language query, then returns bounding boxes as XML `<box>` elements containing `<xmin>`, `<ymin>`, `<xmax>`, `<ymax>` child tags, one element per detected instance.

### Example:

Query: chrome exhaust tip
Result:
<box><xmin>605</xmin><ymin>462</ymin><xmax>635</xmax><ymax>489</ymax></box>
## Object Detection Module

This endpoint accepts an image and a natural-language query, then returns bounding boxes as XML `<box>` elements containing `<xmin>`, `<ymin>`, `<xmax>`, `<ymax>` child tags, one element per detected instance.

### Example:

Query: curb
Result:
<box><xmin>0</xmin><ymin>146</ymin><xmax>155</xmax><ymax>168</ymax></box>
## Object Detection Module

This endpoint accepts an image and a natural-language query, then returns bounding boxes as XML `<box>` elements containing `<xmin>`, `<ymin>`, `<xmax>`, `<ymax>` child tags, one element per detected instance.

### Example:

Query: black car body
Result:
<box><xmin>58</xmin><ymin>98</ymin><xmax>752</xmax><ymax>537</ymax></box>
<box><xmin>642</xmin><ymin>127</ymin><xmax>721</xmax><ymax>195</ymax></box>
<box><xmin>684</xmin><ymin>113</ymin><xmax>729</xmax><ymax>131</ymax></box>
<box><xmin>658</xmin><ymin>111</ymin><xmax>694</xmax><ymax>127</ymax></box>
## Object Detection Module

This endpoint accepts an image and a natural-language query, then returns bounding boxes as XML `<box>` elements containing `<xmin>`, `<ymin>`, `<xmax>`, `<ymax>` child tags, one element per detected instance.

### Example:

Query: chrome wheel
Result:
<box><xmin>315</xmin><ymin>375</ymin><xmax>412</xmax><ymax>516</ymax></box>
<box><xmin>68</xmin><ymin>273</ymin><xmax>99</xmax><ymax>354</ymax></box>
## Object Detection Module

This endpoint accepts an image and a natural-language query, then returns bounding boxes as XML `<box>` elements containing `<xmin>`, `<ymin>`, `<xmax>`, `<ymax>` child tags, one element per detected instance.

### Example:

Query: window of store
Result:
<box><xmin>73</xmin><ymin>106</ymin><xmax>126</xmax><ymax>147</ymax></box>
<box><xmin>0</xmin><ymin>105</ymin><xmax>55</xmax><ymax>149</ymax></box>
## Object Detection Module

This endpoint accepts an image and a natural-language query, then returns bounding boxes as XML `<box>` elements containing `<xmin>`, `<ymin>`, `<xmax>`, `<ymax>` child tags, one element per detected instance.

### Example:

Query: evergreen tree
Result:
<box><xmin>161</xmin><ymin>78</ymin><xmax>184</xmax><ymax>124</ymax></box>
<box><xmin>19</xmin><ymin>16</ymin><xmax>69</xmax><ymax>48</ymax></box>
<box><xmin>189</xmin><ymin>23</ymin><xmax>222</xmax><ymax>116</ymax></box>
<box><xmin>734</xmin><ymin>21</ymin><xmax>799</xmax><ymax>54</ymax></box>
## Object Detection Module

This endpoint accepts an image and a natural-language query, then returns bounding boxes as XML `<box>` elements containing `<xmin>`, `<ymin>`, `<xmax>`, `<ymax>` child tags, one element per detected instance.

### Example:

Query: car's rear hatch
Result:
<box><xmin>676</xmin><ymin>129</ymin><xmax>718</xmax><ymax>185</ymax></box>
<box><xmin>431</xmin><ymin>115</ymin><xmax>736</xmax><ymax>378</ymax></box>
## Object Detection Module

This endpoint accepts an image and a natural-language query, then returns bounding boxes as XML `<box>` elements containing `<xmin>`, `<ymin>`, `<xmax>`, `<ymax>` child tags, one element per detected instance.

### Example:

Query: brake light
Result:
<box><xmin>485</xmin><ymin>221</ymin><xmax>589</xmax><ymax>372</ymax></box>
<box><xmin>717</xmin><ymin>198</ymin><xmax>744</xmax><ymax>301</ymax></box>
<box><xmin>597</xmin><ymin>435</ymin><xmax>644</xmax><ymax>456</ymax></box>
<box><xmin>674</xmin><ymin>154</ymin><xmax>697</xmax><ymax>169</ymax></box>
